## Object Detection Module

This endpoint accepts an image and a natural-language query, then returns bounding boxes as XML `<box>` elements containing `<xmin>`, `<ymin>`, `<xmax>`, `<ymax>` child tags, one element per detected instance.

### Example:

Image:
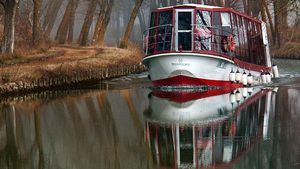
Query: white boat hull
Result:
<box><xmin>143</xmin><ymin>53</ymin><xmax>262</xmax><ymax>86</ymax></box>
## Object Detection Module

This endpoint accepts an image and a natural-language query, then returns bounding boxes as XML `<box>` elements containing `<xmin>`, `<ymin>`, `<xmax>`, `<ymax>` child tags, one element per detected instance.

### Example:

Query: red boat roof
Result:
<box><xmin>157</xmin><ymin>4</ymin><xmax>222</xmax><ymax>10</ymax></box>
<box><xmin>154</xmin><ymin>3</ymin><xmax>262</xmax><ymax>23</ymax></box>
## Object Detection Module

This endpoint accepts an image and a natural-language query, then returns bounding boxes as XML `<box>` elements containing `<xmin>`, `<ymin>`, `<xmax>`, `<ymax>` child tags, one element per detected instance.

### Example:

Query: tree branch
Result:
<box><xmin>0</xmin><ymin>0</ymin><xmax>5</xmax><ymax>8</ymax></box>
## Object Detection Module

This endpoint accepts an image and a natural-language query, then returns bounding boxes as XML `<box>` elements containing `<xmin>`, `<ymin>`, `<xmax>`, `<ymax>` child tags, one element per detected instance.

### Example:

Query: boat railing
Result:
<box><xmin>143</xmin><ymin>24</ymin><xmax>173</xmax><ymax>56</ymax></box>
<box><xmin>143</xmin><ymin>24</ymin><xmax>238</xmax><ymax>57</ymax></box>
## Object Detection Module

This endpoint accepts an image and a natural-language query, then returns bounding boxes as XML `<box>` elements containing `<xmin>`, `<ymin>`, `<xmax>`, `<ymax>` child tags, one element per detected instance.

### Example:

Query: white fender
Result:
<box><xmin>261</xmin><ymin>72</ymin><xmax>267</xmax><ymax>84</ymax></box>
<box><xmin>272</xmin><ymin>65</ymin><xmax>279</xmax><ymax>78</ymax></box>
<box><xmin>230</xmin><ymin>92</ymin><xmax>236</xmax><ymax>104</ymax></box>
<box><xmin>242</xmin><ymin>71</ymin><xmax>248</xmax><ymax>86</ymax></box>
<box><xmin>266</xmin><ymin>72</ymin><xmax>272</xmax><ymax>83</ymax></box>
<box><xmin>235</xmin><ymin>69</ymin><xmax>242</xmax><ymax>83</ymax></box>
<box><xmin>247</xmin><ymin>87</ymin><xmax>253</xmax><ymax>95</ymax></box>
<box><xmin>229</xmin><ymin>68</ymin><xmax>236</xmax><ymax>82</ymax></box>
<box><xmin>235</xmin><ymin>90</ymin><xmax>242</xmax><ymax>103</ymax></box>
<box><xmin>247</xmin><ymin>73</ymin><xmax>253</xmax><ymax>86</ymax></box>
<box><xmin>272</xmin><ymin>87</ymin><xmax>279</xmax><ymax>93</ymax></box>
<box><xmin>242</xmin><ymin>87</ymin><xmax>248</xmax><ymax>98</ymax></box>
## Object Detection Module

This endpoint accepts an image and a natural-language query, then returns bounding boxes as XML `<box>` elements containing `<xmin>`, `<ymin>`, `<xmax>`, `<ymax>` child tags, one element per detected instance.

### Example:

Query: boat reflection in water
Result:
<box><xmin>144</xmin><ymin>87</ymin><xmax>273</xmax><ymax>168</ymax></box>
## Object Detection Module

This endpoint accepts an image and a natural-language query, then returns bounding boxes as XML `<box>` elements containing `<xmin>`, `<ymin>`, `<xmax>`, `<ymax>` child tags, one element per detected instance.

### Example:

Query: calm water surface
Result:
<box><xmin>0</xmin><ymin>59</ymin><xmax>299</xmax><ymax>169</ymax></box>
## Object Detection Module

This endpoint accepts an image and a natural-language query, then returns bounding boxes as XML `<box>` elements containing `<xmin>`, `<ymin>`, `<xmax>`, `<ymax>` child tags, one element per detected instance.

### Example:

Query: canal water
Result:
<box><xmin>0</xmin><ymin>59</ymin><xmax>299</xmax><ymax>169</ymax></box>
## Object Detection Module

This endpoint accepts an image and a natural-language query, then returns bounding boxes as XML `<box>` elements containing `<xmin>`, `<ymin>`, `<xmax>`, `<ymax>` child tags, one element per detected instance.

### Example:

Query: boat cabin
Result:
<box><xmin>143</xmin><ymin>4</ymin><xmax>268</xmax><ymax>66</ymax></box>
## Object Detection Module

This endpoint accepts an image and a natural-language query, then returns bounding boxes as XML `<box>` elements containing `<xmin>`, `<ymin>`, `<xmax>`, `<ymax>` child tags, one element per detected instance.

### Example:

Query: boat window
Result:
<box><xmin>178</xmin><ymin>32</ymin><xmax>192</xmax><ymax>50</ymax></box>
<box><xmin>147</xmin><ymin>12</ymin><xmax>157</xmax><ymax>55</ymax></box>
<box><xmin>196</xmin><ymin>10</ymin><xmax>211</xmax><ymax>27</ymax></box>
<box><xmin>213</xmin><ymin>12</ymin><xmax>221</xmax><ymax>29</ymax></box>
<box><xmin>212</xmin><ymin>12</ymin><xmax>222</xmax><ymax>53</ymax></box>
<box><xmin>221</xmin><ymin>13</ymin><xmax>231</xmax><ymax>27</ymax></box>
<box><xmin>150</xmin><ymin>12</ymin><xmax>156</xmax><ymax>27</ymax></box>
<box><xmin>176</xmin><ymin>11</ymin><xmax>193</xmax><ymax>51</ymax></box>
<box><xmin>237</xmin><ymin>16</ymin><xmax>245</xmax><ymax>58</ymax></box>
<box><xmin>178</xmin><ymin>12</ymin><xmax>192</xmax><ymax>30</ymax></box>
<box><xmin>242</xmin><ymin>18</ymin><xmax>249</xmax><ymax>60</ymax></box>
<box><xmin>195</xmin><ymin>10</ymin><xmax>212</xmax><ymax>51</ymax></box>
<box><xmin>221</xmin><ymin>12</ymin><xmax>232</xmax><ymax>36</ymax></box>
<box><xmin>248</xmin><ymin>21</ymin><xmax>255</xmax><ymax>63</ymax></box>
<box><xmin>158</xmin><ymin>11</ymin><xmax>172</xmax><ymax>25</ymax></box>
<box><xmin>157</xmin><ymin>11</ymin><xmax>173</xmax><ymax>51</ymax></box>
<box><xmin>256</xmin><ymin>23</ymin><xmax>266</xmax><ymax>65</ymax></box>
<box><xmin>231</xmin><ymin>13</ymin><xmax>240</xmax><ymax>57</ymax></box>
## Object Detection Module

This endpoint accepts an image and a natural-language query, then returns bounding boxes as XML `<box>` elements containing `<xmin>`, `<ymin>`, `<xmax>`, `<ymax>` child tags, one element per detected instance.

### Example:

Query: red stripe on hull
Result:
<box><xmin>152</xmin><ymin>75</ymin><xmax>243</xmax><ymax>88</ymax></box>
<box><xmin>152</xmin><ymin>88</ymin><xmax>235</xmax><ymax>103</ymax></box>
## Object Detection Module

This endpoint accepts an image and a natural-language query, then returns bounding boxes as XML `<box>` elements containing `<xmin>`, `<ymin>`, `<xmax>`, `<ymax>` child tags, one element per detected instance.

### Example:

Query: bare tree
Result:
<box><xmin>119</xmin><ymin>0</ymin><xmax>144</xmax><ymax>48</ymax></box>
<box><xmin>93</xmin><ymin>0</ymin><xmax>114</xmax><ymax>47</ymax></box>
<box><xmin>261</xmin><ymin>0</ymin><xmax>276</xmax><ymax>44</ymax></box>
<box><xmin>67</xmin><ymin>0</ymin><xmax>79</xmax><ymax>43</ymax></box>
<box><xmin>32</xmin><ymin>0</ymin><xmax>42</xmax><ymax>46</ymax></box>
<box><xmin>78</xmin><ymin>0</ymin><xmax>98</xmax><ymax>46</ymax></box>
<box><xmin>0</xmin><ymin>0</ymin><xmax>19</xmax><ymax>54</ymax></box>
<box><xmin>55</xmin><ymin>0</ymin><xmax>78</xmax><ymax>44</ymax></box>
<box><xmin>43</xmin><ymin>0</ymin><xmax>63</xmax><ymax>39</ymax></box>
<box><xmin>273</xmin><ymin>0</ymin><xmax>289</xmax><ymax>47</ymax></box>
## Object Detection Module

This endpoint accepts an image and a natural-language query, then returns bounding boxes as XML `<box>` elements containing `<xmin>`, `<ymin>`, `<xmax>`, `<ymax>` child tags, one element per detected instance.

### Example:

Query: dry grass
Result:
<box><xmin>0</xmin><ymin>44</ymin><xmax>143</xmax><ymax>84</ymax></box>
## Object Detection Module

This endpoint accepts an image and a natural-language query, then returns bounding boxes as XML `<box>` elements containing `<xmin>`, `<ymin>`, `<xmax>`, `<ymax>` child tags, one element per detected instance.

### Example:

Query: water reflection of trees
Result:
<box><xmin>0</xmin><ymin>89</ymin><xmax>149</xmax><ymax>169</ymax></box>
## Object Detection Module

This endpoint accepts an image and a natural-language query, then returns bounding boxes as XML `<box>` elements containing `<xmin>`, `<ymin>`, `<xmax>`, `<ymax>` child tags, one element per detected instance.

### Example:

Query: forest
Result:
<box><xmin>0</xmin><ymin>0</ymin><xmax>299</xmax><ymax>56</ymax></box>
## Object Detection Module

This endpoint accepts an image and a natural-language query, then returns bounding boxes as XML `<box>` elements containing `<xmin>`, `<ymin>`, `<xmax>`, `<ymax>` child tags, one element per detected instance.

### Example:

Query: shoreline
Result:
<box><xmin>0</xmin><ymin>64</ymin><xmax>147</xmax><ymax>97</ymax></box>
<box><xmin>0</xmin><ymin>45</ymin><xmax>147</xmax><ymax>97</ymax></box>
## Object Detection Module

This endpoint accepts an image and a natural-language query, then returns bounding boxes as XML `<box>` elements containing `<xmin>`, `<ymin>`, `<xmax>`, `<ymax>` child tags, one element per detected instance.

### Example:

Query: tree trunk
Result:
<box><xmin>119</xmin><ymin>0</ymin><xmax>143</xmax><ymax>48</ymax></box>
<box><xmin>93</xmin><ymin>0</ymin><xmax>114</xmax><ymax>47</ymax></box>
<box><xmin>248</xmin><ymin>0</ymin><xmax>260</xmax><ymax>17</ymax></box>
<box><xmin>78</xmin><ymin>0</ymin><xmax>98</xmax><ymax>46</ymax></box>
<box><xmin>116</xmin><ymin>8</ymin><xmax>121</xmax><ymax>38</ymax></box>
<box><xmin>67</xmin><ymin>0</ymin><xmax>79</xmax><ymax>43</ymax></box>
<box><xmin>262</xmin><ymin>0</ymin><xmax>276</xmax><ymax>44</ymax></box>
<box><xmin>260</xmin><ymin>0</ymin><xmax>267</xmax><ymax>22</ymax></box>
<box><xmin>55</xmin><ymin>0</ymin><xmax>77</xmax><ymax>44</ymax></box>
<box><xmin>1</xmin><ymin>0</ymin><xmax>18</xmax><ymax>54</ymax></box>
<box><xmin>32</xmin><ymin>0</ymin><xmax>42</xmax><ymax>46</ymax></box>
<box><xmin>42</xmin><ymin>0</ymin><xmax>56</xmax><ymax>29</ymax></box>
<box><xmin>44</xmin><ymin>0</ymin><xmax>63</xmax><ymax>39</ymax></box>
<box><xmin>273</xmin><ymin>0</ymin><xmax>288</xmax><ymax>47</ymax></box>
<box><xmin>93</xmin><ymin>3</ymin><xmax>106</xmax><ymax>45</ymax></box>
<box><xmin>242</xmin><ymin>0</ymin><xmax>249</xmax><ymax>14</ymax></box>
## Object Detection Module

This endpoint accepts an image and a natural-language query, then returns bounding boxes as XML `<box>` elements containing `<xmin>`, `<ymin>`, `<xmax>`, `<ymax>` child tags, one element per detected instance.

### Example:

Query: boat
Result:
<box><xmin>144</xmin><ymin>88</ymin><xmax>273</xmax><ymax>168</ymax></box>
<box><xmin>142</xmin><ymin>4</ymin><xmax>275</xmax><ymax>87</ymax></box>
<box><xmin>145</xmin><ymin>87</ymin><xmax>267</xmax><ymax>124</ymax></box>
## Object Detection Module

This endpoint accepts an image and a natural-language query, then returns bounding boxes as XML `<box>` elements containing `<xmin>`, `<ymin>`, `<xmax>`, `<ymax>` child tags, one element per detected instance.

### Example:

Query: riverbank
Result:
<box><xmin>0</xmin><ymin>45</ymin><xmax>147</xmax><ymax>96</ymax></box>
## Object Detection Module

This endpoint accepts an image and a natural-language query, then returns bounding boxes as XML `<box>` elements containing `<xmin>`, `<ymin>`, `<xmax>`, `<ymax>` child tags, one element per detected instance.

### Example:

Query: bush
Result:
<box><xmin>1</xmin><ymin>73</ymin><xmax>11</xmax><ymax>83</ymax></box>
<box><xmin>272</xmin><ymin>42</ymin><xmax>300</xmax><ymax>58</ymax></box>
